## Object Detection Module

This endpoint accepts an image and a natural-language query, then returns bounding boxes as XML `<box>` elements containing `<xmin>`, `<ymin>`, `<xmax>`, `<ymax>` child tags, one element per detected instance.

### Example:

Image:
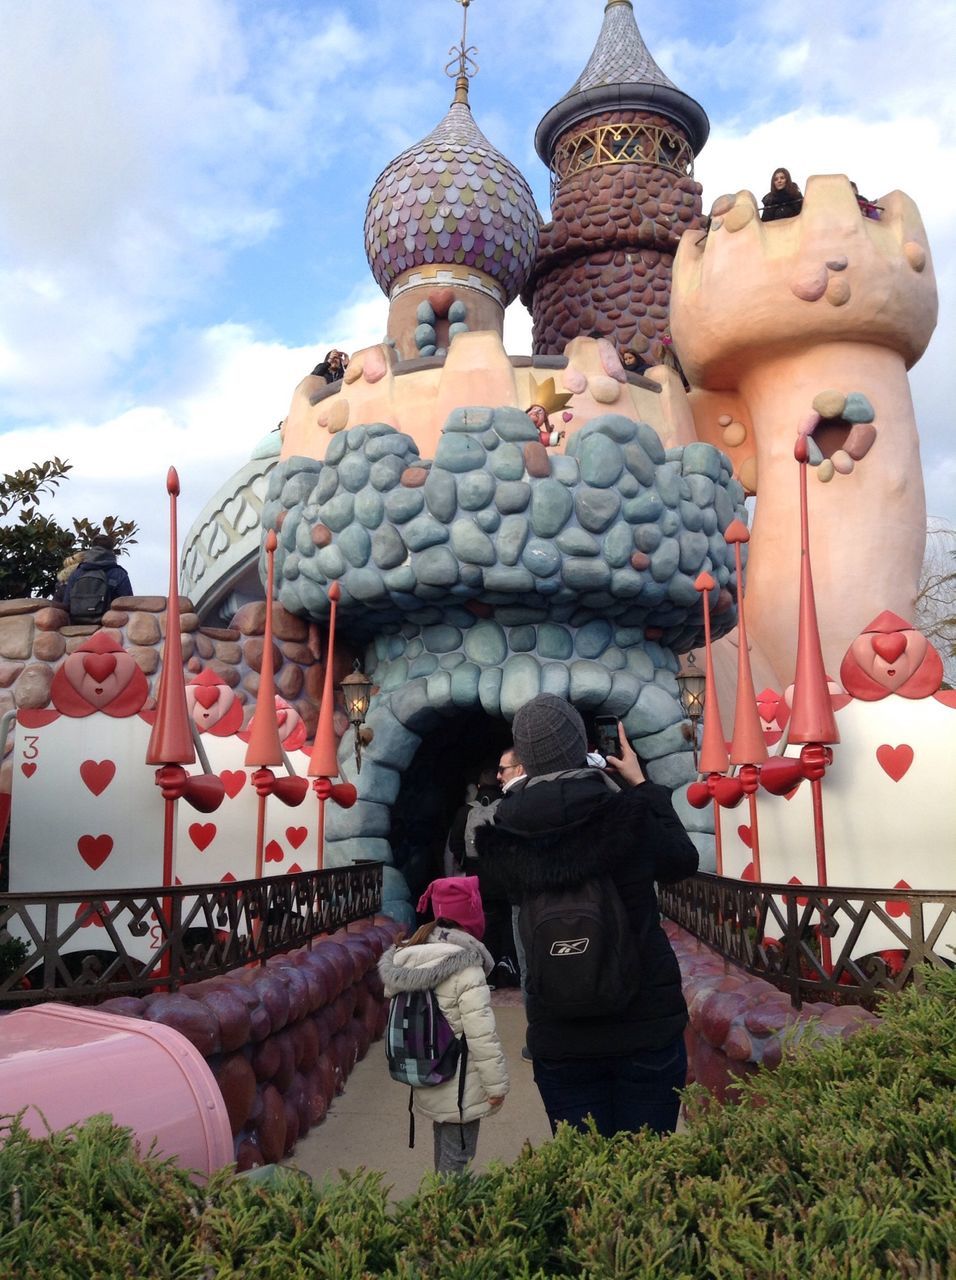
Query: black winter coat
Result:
<box><xmin>475</xmin><ymin>770</ymin><xmax>698</xmax><ymax>1059</ymax></box>
<box><xmin>760</xmin><ymin>186</ymin><xmax>803</xmax><ymax>221</ymax></box>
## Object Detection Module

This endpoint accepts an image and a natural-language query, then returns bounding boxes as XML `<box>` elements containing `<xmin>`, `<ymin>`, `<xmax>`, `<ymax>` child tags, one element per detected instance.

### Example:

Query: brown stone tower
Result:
<box><xmin>523</xmin><ymin>0</ymin><xmax>709</xmax><ymax>359</ymax></box>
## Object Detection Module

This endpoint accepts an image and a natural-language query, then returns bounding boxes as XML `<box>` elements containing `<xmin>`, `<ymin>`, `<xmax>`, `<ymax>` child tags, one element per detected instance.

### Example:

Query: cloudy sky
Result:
<box><xmin>1</xmin><ymin>0</ymin><xmax>953</xmax><ymax>594</ymax></box>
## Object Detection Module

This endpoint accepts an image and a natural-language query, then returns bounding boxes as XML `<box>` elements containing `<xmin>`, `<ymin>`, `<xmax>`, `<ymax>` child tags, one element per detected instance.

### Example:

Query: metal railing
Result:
<box><xmin>0</xmin><ymin>863</ymin><xmax>383</xmax><ymax>1007</ymax></box>
<box><xmin>660</xmin><ymin>873</ymin><xmax>956</xmax><ymax>1008</ymax></box>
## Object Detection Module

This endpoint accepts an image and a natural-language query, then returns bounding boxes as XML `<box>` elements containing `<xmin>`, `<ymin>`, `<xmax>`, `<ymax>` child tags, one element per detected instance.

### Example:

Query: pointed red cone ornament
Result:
<box><xmin>788</xmin><ymin>451</ymin><xmax>839</xmax><ymax>745</ymax></box>
<box><xmin>245</xmin><ymin>530</ymin><xmax>284</xmax><ymax>767</ymax></box>
<box><xmin>147</xmin><ymin>467</ymin><xmax>196</xmax><ymax>765</ymax></box>
<box><xmin>726</xmin><ymin>521</ymin><xmax>768</xmax><ymax>765</ymax></box>
<box><xmin>309</xmin><ymin>581</ymin><xmax>342</xmax><ymax>779</ymax></box>
<box><xmin>694</xmin><ymin>571</ymin><xmax>729</xmax><ymax>774</ymax></box>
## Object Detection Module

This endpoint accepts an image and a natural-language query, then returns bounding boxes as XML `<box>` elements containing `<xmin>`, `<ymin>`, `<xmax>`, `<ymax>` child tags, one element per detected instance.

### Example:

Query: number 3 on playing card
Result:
<box><xmin>22</xmin><ymin>735</ymin><xmax>39</xmax><ymax>761</ymax></box>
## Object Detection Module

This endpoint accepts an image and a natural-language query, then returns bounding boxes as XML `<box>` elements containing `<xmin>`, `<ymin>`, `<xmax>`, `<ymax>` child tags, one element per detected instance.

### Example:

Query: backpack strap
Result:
<box><xmin>456</xmin><ymin>1035</ymin><xmax>469</xmax><ymax>1150</ymax></box>
<box><xmin>407</xmin><ymin>1086</ymin><xmax>416</xmax><ymax>1149</ymax></box>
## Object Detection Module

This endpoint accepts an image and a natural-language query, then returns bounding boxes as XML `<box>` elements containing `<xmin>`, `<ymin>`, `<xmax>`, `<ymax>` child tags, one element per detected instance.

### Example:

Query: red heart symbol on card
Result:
<box><xmin>286</xmin><ymin>826</ymin><xmax>307</xmax><ymax>850</ymax></box>
<box><xmin>75</xmin><ymin>901</ymin><xmax>106</xmax><ymax>927</ymax></box>
<box><xmin>287</xmin><ymin>863</ymin><xmax>303</xmax><ymax>875</ymax></box>
<box><xmin>83</xmin><ymin>653</ymin><xmax>117</xmax><ymax>684</ymax></box>
<box><xmin>265</xmin><ymin>840</ymin><xmax>284</xmax><ymax>864</ymax></box>
<box><xmin>21</xmin><ymin>762</ymin><xmax>36</xmax><ymax>778</ymax></box>
<box><xmin>80</xmin><ymin>759</ymin><xmax>116</xmax><ymax>796</ymax></box>
<box><xmin>741</xmin><ymin>862</ymin><xmax>755</xmax><ymax>881</ymax></box>
<box><xmin>787</xmin><ymin>876</ymin><xmax>809</xmax><ymax>907</ymax></box>
<box><xmin>78</xmin><ymin>834</ymin><xmax>113</xmax><ymax>870</ymax></box>
<box><xmin>885</xmin><ymin>880</ymin><xmax>912</xmax><ymax>919</ymax></box>
<box><xmin>220</xmin><ymin>770</ymin><xmax>246</xmax><ymax>799</ymax></box>
<box><xmin>737</xmin><ymin>825</ymin><xmax>753</xmax><ymax>849</ymax></box>
<box><xmin>189</xmin><ymin>823</ymin><xmax>217</xmax><ymax>852</ymax></box>
<box><xmin>876</xmin><ymin>744</ymin><xmax>913</xmax><ymax>782</ymax></box>
<box><xmin>221</xmin><ymin>872</ymin><xmax>236</xmax><ymax>882</ymax></box>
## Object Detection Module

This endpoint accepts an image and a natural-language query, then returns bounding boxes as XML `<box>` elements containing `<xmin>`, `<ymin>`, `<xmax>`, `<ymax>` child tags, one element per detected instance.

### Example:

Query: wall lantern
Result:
<box><xmin>675</xmin><ymin>651</ymin><xmax>707</xmax><ymax>770</ymax></box>
<box><xmin>340</xmin><ymin>661</ymin><xmax>374</xmax><ymax>772</ymax></box>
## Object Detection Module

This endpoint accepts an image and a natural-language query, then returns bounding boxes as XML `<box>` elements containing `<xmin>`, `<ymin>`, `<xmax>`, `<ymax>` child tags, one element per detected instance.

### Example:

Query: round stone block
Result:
<box><xmin>812</xmin><ymin>389</ymin><xmax>847</xmax><ymax>419</ymax></box>
<box><xmin>434</xmin><ymin>434</ymin><xmax>486</xmax><ymax>473</ymax></box>
<box><xmin>500</xmin><ymin>655</ymin><xmax>542</xmax><ymax>718</ymax></box>
<box><xmin>415</xmin><ymin>546</ymin><xmax>459</xmax><ymax>587</ymax></box>
<box><xmin>463</xmin><ymin>621</ymin><xmax>507</xmax><ymax>667</ymax></box>
<box><xmin>530</xmin><ymin>480</ymin><xmax>573</xmax><ymax>538</ymax></box>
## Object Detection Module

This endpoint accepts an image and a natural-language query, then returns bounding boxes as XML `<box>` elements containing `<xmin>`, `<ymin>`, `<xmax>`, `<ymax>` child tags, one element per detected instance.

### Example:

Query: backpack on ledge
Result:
<box><xmin>68</xmin><ymin>567</ymin><xmax>111</xmax><ymax>623</ymax></box>
<box><xmin>385</xmin><ymin>987</ymin><xmax>469</xmax><ymax>1149</ymax></box>
<box><xmin>518</xmin><ymin>876</ymin><xmax>640</xmax><ymax>1020</ymax></box>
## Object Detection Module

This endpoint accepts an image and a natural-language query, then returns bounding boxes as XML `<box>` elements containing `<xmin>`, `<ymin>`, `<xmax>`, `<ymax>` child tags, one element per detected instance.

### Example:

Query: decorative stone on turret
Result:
<box><xmin>524</xmin><ymin>0</ymin><xmax>708</xmax><ymax>358</ymax></box>
<box><xmin>364</xmin><ymin>72</ymin><xmax>540</xmax><ymax>360</ymax></box>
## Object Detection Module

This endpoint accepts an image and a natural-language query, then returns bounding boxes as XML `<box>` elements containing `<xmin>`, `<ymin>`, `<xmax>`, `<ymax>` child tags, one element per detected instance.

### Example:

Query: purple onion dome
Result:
<box><xmin>365</xmin><ymin>98</ymin><xmax>541</xmax><ymax>306</ymax></box>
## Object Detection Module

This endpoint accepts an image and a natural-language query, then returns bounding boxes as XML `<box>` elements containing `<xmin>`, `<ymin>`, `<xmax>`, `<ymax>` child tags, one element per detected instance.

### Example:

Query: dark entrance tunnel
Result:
<box><xmin>389</xmin><ymin>708</ymin><xmax>513</xmax><ymax>908</ymax></box>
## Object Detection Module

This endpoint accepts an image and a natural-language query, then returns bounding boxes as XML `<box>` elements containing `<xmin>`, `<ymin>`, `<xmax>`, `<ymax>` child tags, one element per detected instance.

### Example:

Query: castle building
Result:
<box><xmin>523</xmin><ymin>0</ymin><xmax>709</xmax><ymax>359</ymax></box>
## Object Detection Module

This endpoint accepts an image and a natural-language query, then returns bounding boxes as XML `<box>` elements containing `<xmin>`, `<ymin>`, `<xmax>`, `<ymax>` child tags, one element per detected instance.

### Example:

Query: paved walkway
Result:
<box><xmin>286</xmin><ymin>993</ymin><xmax>553</xmax><ymax>1201</ymax></box>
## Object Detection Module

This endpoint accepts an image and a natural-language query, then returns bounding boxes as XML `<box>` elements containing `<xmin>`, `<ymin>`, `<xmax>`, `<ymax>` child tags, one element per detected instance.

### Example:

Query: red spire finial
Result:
<box><xmin>309</xmin><ymin>582</ymin><xmax>342</xmax><ymax>779</ymax></box>
<box><xmin>146</xmin><ymin>467</ymin><xmax>195</xmax><ymax>765</ymax></box>
<box><xmin>726</xmin><ymin>521</ymin><xmax>768</xmax><ymax>765</ymax></box>
<box><xmin>789</xmin><ymin>453</ymin><xmax>839</xmax><ymax>744</ymax></box>
<box><xmin>244</xmin><ymin>530</ymin><xmax>284</xmax><ymax>767</ymax></box>
<box><xmin>694</xmin><ymin>571</ymin><xmax>729</xmax><ymax>774</ymax></box>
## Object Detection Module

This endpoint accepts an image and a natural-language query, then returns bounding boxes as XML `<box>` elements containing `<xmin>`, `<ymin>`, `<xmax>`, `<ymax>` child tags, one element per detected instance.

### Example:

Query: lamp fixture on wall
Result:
<box><xmin>675</xmin><ymin>651</ymin><xmax>706</xmax><ymax>770</ymax></box>
<box><xmin>340</xmin><ymin>661</ymin><xmax>374</xmax><ymax>772</ymax></box>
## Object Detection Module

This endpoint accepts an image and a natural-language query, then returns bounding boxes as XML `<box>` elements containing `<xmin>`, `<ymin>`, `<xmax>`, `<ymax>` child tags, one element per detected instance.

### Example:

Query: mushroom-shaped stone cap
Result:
<box><xmin>364</xmin><ymin>96</ymin><xmax>540</xmax><ymax>306</ymax></box>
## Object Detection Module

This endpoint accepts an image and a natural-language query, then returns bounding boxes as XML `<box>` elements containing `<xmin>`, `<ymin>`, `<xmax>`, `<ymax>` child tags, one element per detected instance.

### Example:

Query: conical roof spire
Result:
<box><xmin>569</xmin><ymin>0</ymin><xmax>677</xmax><ymax>98</ymax></box>
<box><xmin>535</xmin><ymin>1</ymin><xmax>709</xmax><ymax>165</ymax></box>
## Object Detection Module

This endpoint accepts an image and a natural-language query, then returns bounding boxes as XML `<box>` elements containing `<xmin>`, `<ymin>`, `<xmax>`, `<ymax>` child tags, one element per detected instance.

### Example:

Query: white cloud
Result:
<box><xmin>0</xmin><ymin>0</ymin><xmax>369</xmax><ymax>419</ymax></box>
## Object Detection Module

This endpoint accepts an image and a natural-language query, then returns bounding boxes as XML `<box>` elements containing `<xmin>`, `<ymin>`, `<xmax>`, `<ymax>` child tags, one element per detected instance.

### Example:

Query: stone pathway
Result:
<box><xmin>286</xmin><ymin>995</ymin><xmax>553</xmax><ymax>1202</ymax></box>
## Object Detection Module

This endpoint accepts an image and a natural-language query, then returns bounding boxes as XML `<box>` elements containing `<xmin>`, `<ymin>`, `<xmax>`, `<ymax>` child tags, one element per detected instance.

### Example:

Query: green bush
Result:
<box><xmin>2</xmin><ymin>972</ymin><xmax>955</xmax><ymax>1279</ymax></box>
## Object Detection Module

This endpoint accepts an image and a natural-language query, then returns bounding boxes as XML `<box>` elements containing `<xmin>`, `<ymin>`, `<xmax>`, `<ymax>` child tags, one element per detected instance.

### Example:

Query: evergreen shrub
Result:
<box><xmin>2</xmin><ymin>971</ymin><xmax>954</xmax><ymax>1279</ymax></box>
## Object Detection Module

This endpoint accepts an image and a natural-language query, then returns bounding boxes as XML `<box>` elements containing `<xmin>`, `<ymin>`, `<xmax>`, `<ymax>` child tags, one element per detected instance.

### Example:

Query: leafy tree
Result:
<box><xmin>915</xmin><ymin>519</ymin><xmax>956</xmax><ymax>688</ymax></box>
<box><xmin>0</xmin><ymin>458</ymin><xmax>138</xmax><ymax>601</ymax></box>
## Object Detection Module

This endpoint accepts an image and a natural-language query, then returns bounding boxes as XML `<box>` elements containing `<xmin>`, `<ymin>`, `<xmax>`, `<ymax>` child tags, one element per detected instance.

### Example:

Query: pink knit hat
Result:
<box><xmin>417</xmin><ymin>876</ymin><xmax>485</xmax><ymax>940</ymax></box>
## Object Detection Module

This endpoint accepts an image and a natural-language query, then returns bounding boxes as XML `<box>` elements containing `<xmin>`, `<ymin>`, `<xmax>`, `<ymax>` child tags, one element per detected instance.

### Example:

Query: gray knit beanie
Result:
<box><xmin>512</xmin><ymin>694</ymin><xmax>587</xmax><ymax>778</ymax></box>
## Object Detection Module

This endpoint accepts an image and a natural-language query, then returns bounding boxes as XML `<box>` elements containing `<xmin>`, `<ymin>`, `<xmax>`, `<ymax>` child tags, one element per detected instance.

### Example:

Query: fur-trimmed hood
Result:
<box><xmin>475</xmin><ymin>772</ymin><xmax>690</xmax><ymax>897</ymax></box>
<box><xmin>378</xmin><ymin>926</ymin><xmax>494</xmax><ymax>993</ymax></box>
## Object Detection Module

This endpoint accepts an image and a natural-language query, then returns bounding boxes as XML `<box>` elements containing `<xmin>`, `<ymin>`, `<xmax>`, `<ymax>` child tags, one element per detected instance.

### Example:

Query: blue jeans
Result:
<box><xmin>532</xmin><ymin>1037</ymin><xmax>687</xmax><ymax>1138</ymax></box>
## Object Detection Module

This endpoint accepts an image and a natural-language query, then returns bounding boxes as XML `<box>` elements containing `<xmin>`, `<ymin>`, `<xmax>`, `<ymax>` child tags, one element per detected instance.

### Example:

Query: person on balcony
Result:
<box><xmin>310</xmin><ymin>349</ymin><xmax>349</xmax><ymax>382</ymax></box>
<box><xmin>760</xmin><ymin>168</ymin><xmax>803</xmax><ymax>221</ymax></box>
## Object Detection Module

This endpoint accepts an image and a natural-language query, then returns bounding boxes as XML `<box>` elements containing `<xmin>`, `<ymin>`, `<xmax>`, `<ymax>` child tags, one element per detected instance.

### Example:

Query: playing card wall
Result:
<box><xmin>720</xmin><ymin>693</ymin><xmax>956</xmax><ymax>962</ymax></box>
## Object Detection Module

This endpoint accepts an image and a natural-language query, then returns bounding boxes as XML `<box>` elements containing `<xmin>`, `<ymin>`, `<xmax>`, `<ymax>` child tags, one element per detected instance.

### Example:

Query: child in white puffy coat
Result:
<box><xmin>379</xmin><ymin>899</ymin><xmax>510</xmax><ymax>1175</ymax></box>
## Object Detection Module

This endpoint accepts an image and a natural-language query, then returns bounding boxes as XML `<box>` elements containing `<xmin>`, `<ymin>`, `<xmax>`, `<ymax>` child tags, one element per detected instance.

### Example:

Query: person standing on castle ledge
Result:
<box><xmin>62</xmin><ymin>535</ymin><xmax>133</xmax><ymax>625</ymax></box>
<box><xmin>760</xmin><ymin>167</ymin><xmax>804</xmax><ymax>221</ymax></box>
<box><xmin>475</xmin><ymin>694</ymin><xmax>698</xmax><ymax>1139</ymax></box>
<box><xmin>310</xmin><ymin>348</ymin><xmax>348</xmax><ymax>382</ymax></box>
<box><xmin>619</xmin><ymin>348</ymin><xmax>650</xmax><ymax>377</ymax></box>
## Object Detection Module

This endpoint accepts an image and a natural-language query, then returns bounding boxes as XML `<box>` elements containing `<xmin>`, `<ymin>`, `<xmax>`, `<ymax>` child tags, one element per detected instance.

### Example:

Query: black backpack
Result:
<box><xmin>68</xmin><ymin>567</ymin><xmax>111</xmax><ymax>623</ymax></box>
<box><xmin>518</xmin><ymin>876</ymin><xmax>640</xmax><ymax>1019</ymax></box>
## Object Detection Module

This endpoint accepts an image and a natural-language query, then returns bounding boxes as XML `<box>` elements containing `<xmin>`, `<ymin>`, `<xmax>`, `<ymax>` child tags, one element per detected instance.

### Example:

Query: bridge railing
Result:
<box><xmin>0</xmin><ymin>862</ymin><xmax>383</xmax><ymax>1006</ymax></box>
<box><xmin>659</xmin><ymin>872</ymin><xmax>956</xmax><ymax>1008</ymax></box>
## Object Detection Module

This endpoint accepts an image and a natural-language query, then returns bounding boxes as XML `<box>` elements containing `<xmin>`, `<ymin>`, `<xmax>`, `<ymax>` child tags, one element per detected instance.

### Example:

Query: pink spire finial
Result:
<box><xmin>726</xmin><ymin>520</ymin><xmax>768</xmax><ymax>765</ymax></box>
<box><xmin>146</xmin><ymin>467</ymin><xmax>195</xmax><ymax>765</ymax></box>
<box><xmin>789</xmin><ymin>442</ymin><xmax>839</xmax><ymax>745</ymax></box>
<box><xmin>309</xmin><ymin>581</ymin><xmax>342</xmax><ymax>780</ymax></box>
<box><xmin>244</xmin><ymin>530</ymin><xmax>284</xmax><ymax>767</ymax></box>
<box><xmin>694</xmin><ymin>571</ymin><xmax>729</xmax><ymax>774</ymax></box>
